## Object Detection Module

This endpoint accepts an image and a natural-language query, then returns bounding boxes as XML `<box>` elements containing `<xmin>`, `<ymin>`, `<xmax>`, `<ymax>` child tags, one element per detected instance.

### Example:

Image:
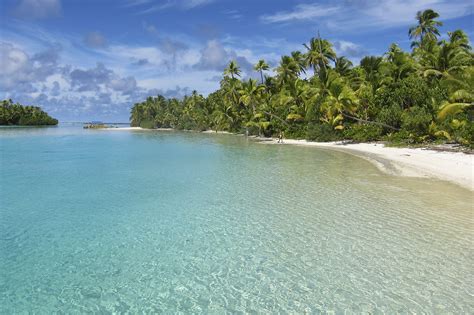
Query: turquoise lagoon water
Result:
<box><xmin>0</xmin><ymin>125</ymin><xmax>473</xmax><ymax>313</ymax></box>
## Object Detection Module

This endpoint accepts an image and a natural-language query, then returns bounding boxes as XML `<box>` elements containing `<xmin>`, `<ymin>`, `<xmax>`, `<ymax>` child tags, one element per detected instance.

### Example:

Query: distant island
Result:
<box><xmin>130</xmin><ymin>9</ymin><xmax>473</xmax><ymax>148</ymax></box>
<box><xmin>0</xmin><ymin>99</ymin><xmax>58</xmax><ymax>126</ymax></box>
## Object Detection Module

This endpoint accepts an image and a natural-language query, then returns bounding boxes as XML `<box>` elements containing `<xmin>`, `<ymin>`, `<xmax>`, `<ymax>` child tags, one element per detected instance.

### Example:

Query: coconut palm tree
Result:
<box><xmin>254</xmin><ymin>59</ymin><xmax>270</xmax><ymax>84</ymax></box>
<box><xmin>319</xmin><ymin>78</ymin><xmax>358</xmax><ymax>130</ymax></box>
<box><xmin>303</xmin><ymin>37</ymin><xmax>336</xmax><ymax>75</ymax></box>
<box><xmin>239</xmin><ymin>78</ymin><xmax>265</xmax><ymax>115</ymax></box>
<box><xmin>224</xmin><ymin>60</ymin><xmax>241</xmax><ymax>79</ymax></box>
<box><xmin>334</xmin><ymin>57</ymin><xmax>353</xmax><ymax>77</ymax></box>
<box><xmin>409</xmin><ymin>9</ymin><xmax>443</xmax><ymax>48</ymax></box>
<box><xmin>291</xmin><ymin>51</ymin><xmax>307</xmax><ymax>75</ymax></box>
<box><xmin>360</xmin><ymin>56</ymin><xmax>387</xmax><ymax>93</ymax></box>
<box><xmin>275</xmin><ymin>56</ymin><xmax>299</xmax><ymax>86</ymax></box>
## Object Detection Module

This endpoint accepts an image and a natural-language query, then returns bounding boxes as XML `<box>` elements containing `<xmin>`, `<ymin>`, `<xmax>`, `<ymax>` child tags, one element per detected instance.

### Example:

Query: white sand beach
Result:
<box><xmin>263</xmin><ymin>138</ymin><xmax>474</xmax><ymax>191</ymax></box>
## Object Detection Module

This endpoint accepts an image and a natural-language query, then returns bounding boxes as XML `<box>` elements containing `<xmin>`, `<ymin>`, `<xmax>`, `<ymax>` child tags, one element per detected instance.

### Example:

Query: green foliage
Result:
<box><xmin>376</xmin><ymin>105</ymin><xmax>404</xmax><ymax>132</ymax></box>
<box><xmin>0</xmin><ymin>99</ymin><xmax>58</xmax><ymax>126</ymax></box>
<box><xmin>306</xmin><ymin>123</ymin><xmax>342</xmax><ymax>142</ymax></box>
<box><xmin>129</xmin><ymin>10</ymin><xmax>473</xmax><ymax>147</ymax></box>
<box><xmin>401</xmin><ymin>106</ymin><xmax>433</xmax><ymax>135</ymax></box>
<box><xmin>343</xmin><ymin>124</ymin><xmax>383</xmax><ymax>142</ymax></box>
<box><xmin>374</xmin><ymin>76</ymin><xmax>445</xmax><ymax>112</ymax></box>
<box><xmin>139</xmin><ymin>120</ymin><xmax>156</xmax><ymax>129</ymax></box>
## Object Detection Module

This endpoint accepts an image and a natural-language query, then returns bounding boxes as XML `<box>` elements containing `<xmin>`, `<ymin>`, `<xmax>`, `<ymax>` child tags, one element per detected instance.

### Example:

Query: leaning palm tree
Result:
<box><xmin>409</xmin><ymin>9</ymin><xmax>443</xmax><ymax>48</ymax></box>
<box><xmin>254</xmin><ymin>59</ymin><xmax>270</xmax><ymax>84</ymax></box>
<box><xmin>303</xmin><ymin>37</ymin><xmax>336</xmax><ymax>75</ymax></box>
<box><xmin>224</xmin><ymin>60</ymin><xmax>241</xmax><ymax>79</ymax></box>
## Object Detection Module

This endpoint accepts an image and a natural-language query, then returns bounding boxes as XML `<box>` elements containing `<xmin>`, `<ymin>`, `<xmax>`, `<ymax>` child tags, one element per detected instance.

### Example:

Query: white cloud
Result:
<box><xmin>134</xmin><ymin>0</ymin><xmax>215</xmax><ymax>14</ymax></box>
<box><xmin>333</xmin><ymin>40</ymin><xmax>367</xmax><ymax>58</ymax></box>
<box><xmin>261</xmin><ymin>3</ymin><xmax>340</xmax><ymax>23</ymax></box>
<box><xmin>344</xmin><ymin>0</ymin><xmax>473</xmax><ymax>29</ymax></box>
<box><xmin>261</xmin><ymin>0</ymin><xmax>473</xmax><ymax>30</ymax></box>
<box><xmin>196</xmin><ymin>40</ymin><xmax>228</xmax><ymax>70</ymax></box>
<box><xmin>184</xmin><ymin>0</ymin><xmax>214</xmax><ymax>9</ymax></box>
<box><xmin>1</xmin><ymin>42</ymin><xmax>29</xmax><ymax>75</ymax></box>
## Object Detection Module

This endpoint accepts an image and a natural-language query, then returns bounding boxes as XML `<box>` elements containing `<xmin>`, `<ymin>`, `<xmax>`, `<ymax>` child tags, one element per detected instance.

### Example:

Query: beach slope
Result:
<box><xmin>266</xmin><ymin>139</ymin><xmax>474</xmax><ymax>191</ymax></box>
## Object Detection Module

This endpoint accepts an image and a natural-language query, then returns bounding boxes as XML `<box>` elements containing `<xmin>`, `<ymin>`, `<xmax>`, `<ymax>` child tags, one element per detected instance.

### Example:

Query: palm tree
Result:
<box><xmin>409</xmin><ymin>9</ymin><xmax>442</xmax><ymax>48</ymax></box>
<box><xmin>384</xmin><ymin>44</ymin><xmax>416</xmax><ymax>82</ymax></box>
<box><xmin>437</xmin><ymin>66</ymin><xmax>474</xmax><ymax>120</ymax></box>
<box><xmin>239</xmin><ymin>78</ymin><xmax>265</xmax><ymax>115</ymax></box>
<box><xmin>224</xmin><ymin>60</ymin><xmax>241</xmax><ymax>79</ymax></box>
<box><xmin>360</xmin><ymin>56</ymin><xmax>387</xmax><ymax>93</ymax></box>
<box><xmin>291</xmin><ymin>51</ymin><xmax>307</xmax><ymax>75</ymax></box>
<box><xmin>422</xmin><ymin>38</ymin><xmax>472</xmax><ymax>79</ymax></box>
<box><xmin>254</xmin><ymin>59</ymin><xmax>270</xmax><ymax>84</ymax></box>
<box><xmin>275</xmin><ymin>56</ymin><xmax>299</xmax><ymax>86</ymax></box>
<box><xmin>448</xmin><ymin>30</ymin><xmax>471</xmax><ymax>51</ymax></box>
<box><xmin>319</xmin><ymin>78</ymin><xmax>358</xmax><ymax>130</ymax></box>
<box><xmin>334</xmin><ymin>57</ymin><xmax>353</xmax><ymax>77</ymax></box>
<box><xmin>303</xmin><ymin>37</ymin><xmax>336</xmax><ymax>75</ymax></box>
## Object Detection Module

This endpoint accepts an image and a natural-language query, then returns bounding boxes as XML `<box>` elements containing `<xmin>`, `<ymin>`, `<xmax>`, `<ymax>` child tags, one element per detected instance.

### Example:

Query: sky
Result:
<box><xmin>1</xmin><ymin>0</ymin><xmax>472</xmax><ymax>122</ymax></box>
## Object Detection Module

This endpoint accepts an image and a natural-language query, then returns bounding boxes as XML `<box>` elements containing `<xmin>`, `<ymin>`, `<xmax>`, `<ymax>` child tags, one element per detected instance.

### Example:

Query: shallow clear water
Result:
<box><xmin>1</xmin><ymin>125</ymin><xmax>473</xmax><ymax>313</ymax></box>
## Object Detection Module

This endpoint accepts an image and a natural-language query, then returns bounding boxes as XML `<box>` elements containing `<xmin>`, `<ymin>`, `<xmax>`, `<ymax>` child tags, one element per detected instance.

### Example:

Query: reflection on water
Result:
<box><xmin>0</xmin><ymin>126</ymin><xmax>472</xmax><ymax>313</ymax></box>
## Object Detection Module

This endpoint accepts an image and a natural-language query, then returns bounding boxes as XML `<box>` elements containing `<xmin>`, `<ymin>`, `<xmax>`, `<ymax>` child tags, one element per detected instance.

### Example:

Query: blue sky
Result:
<box><xmin>1</xmin><ymin>0</ymin><xmax>472</xmax><ymax>122</ymax></box>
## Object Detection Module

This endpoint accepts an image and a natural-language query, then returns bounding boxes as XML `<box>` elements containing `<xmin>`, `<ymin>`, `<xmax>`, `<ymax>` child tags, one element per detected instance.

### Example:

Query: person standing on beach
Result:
<box><xmin>278</xmin><ymin>132</ymin><xmax>283</xmax><ymax>143</ymax></box>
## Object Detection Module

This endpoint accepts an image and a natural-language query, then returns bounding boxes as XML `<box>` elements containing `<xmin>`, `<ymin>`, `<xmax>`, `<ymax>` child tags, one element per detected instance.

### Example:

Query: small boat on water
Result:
<box><xmin>83</xmin><ymin>121</ymin><xmax>108</xmax><ymax>129</ymax></box>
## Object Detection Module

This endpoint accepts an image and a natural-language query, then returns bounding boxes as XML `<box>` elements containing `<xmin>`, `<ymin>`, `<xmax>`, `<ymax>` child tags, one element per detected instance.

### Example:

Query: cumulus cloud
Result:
<box><xmin>334</xmin><ymin>40</ymin><xmax>367</xmax><ymax>58</ymax></box>
<box><xmin>0</xmin><ymin>42</ymin><xmax>146</xmax><ymax>121</ymax></box>
<box><xmin>109</xmin><ymin>76</ymin><xmax>137</xmax><ymax>95</ymax></box>
<box><xmin>0</xmin><ymin>42</ymin><xmax>62</xmax><ymax>90</ymax></box>
<box><xmin>69</xmin><ymin>63</ymin><xmax>113</xmax><ymax>92</ymax></box>
<box><xmin>83</xmin><ymin>32</ymin><xmax>108</xmax><ymax>48</ymax></box>
<box><xmin>195</xmin><ymin>40</ymin><xmax>228</xmax><ymax>71</ymax></box>
<box><xmin>12</xmin><ymin>0</ymin><xmax>62</xmax><ymax>20</ymax></box>
<box><xmin>1</xmin><ymin>42</ymin><xmax>29</xmax><ymax>77</ymax></box>
<box><xmin>194</xmin><ymin>39</ymin><xmax>253</xmax><ymax>74</ymax></box>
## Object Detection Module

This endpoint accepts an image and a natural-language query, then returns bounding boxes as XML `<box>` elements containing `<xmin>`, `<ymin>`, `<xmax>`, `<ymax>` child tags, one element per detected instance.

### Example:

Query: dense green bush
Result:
<box><xmin>139</xmin><ymin>120</ymin><xmax>155</xmax><ymax>129</ymax></box>
<box><xmin>343</xmin><ymin>124</ymin><xmax>383</xmax><ymax>142</ymax></box>
<box><xmin>401</xmin><ymin>106</ymin><xmax>433</xmax><ymax>135</ymax></box>
<box><xmin>376</xmin><ymin>104</ymin><xmax>403</xmax><ymax>132</ymax></box>
<box><xmin>306</xmin><ymin>123</ymin><xmax>342</xmax><ymax>142</ymax></box>
<box><xmin>374</xmin><ymin>76</ymin><xmax>446</xmax><ymax>112</ymax></box>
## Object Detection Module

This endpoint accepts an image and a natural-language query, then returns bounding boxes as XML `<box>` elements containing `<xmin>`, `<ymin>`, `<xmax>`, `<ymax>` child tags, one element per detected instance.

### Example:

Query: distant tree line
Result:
<box><xmin>0</xmin><ymin>99</ymin><xmax>58</xmax><ymax>126</ymax></box>
<box><xmin>130</xmin><ymin>10</ymin><xmax>473</xmax><ymax>147</ymax></box>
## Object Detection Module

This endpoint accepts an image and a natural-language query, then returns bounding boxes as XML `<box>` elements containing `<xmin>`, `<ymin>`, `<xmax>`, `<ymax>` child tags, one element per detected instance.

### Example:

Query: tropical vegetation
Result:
<box><xmin>130</xmin><ymin>10</ymin><xmax>473</xmax><ymax>147</ymax></box>
<box><xmin>0</xmin><ymin>99</ymin><xmax>58</xmax><ymax>126</ymax></box>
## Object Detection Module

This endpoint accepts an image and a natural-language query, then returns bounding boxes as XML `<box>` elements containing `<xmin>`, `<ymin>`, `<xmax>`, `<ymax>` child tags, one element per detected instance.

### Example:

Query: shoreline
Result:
<box><xmin>260</xmin><ymin>138</ymin><xmax>474</xmax><ymax>191</ymax></box>
<box><xmin>102</xmin><ymin>127</ymin><xmax>473</xmax><ymax>191</ymax></box>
